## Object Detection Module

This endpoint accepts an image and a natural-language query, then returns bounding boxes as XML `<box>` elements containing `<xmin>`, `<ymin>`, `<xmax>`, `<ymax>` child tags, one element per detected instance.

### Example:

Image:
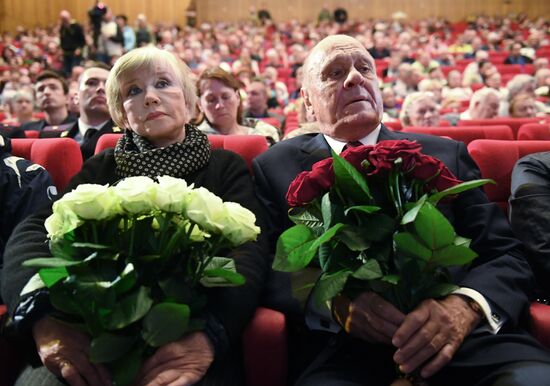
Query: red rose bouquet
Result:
<box><xmin>274</xmin><ymin>140</ymin><xmax>493</xmax><ymax>313</ymax></box>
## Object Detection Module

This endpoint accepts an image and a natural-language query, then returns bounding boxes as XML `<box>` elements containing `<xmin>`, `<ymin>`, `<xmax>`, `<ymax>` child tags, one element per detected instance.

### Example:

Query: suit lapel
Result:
<box><xmin>299</xmin><ymin>133</ymin><xmax>331</xmax><ymax>171</ymax></box>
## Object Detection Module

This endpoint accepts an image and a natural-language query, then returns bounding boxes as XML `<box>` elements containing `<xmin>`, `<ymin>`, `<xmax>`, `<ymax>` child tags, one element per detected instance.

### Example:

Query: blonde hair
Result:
<box><xmin>106</xmin><ymin>46</ymin><xmax>197</xmax><ymax>128</ymax></box>
<box><xmin>399</xmin><ymin>91</ymin><xmax>437</xmax><ymax>126</ymax></box>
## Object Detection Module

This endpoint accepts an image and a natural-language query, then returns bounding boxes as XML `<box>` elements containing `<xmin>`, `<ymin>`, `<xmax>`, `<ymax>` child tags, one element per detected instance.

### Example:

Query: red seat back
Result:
<box><xmin>517</xmin><ymin>123</ymin><xmax>550</xmax><ymax>140</ymax></box>
<box><xmin>402</xmin><ymin>125</ymin><xmax>514</xmax><ymax>145</ymax></box>
<box><xmin>458</xmin><ymin>118</ymin><xmax>542</xmax><ymax>138</ymax></box>
<box><xmin>467</xmin><ymin>140</ymin><xmax>550</xmax><ymax>213</ymax></box>
<box><xmin>11</xmin><ymin>138</ymin><xmax>83</xmax><ymax>191</ymax></box>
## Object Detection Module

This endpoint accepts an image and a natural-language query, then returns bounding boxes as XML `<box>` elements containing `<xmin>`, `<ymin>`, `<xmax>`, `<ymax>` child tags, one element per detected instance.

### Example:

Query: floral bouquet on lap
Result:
<box><xmin>23</xmin><ymin>176</ymin><xmax>260</xmax><ymax>386</ymax></box>
<box><xmin>274</xmin><ymin>139</ymin><xmax>493</xmax><ymax>316</ymax></box>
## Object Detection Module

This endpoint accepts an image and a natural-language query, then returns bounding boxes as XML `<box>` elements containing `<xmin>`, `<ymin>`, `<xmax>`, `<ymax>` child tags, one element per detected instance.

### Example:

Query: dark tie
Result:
<box><xmin>343</xmin><ymin>141</ymin><xmax>363</xmax><ymax>151</ymax></box>
<box><xmin>83</xmin><ymin>128</ymin><xmax>97</xmax><ymax>142</ymax></box>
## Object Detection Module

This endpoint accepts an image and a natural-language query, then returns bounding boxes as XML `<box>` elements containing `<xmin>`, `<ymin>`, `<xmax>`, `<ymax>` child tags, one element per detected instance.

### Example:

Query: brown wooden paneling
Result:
<box><xmin>0</xmin><ymin>0</ymin><xmax>548</xmax><ymax>32</ymax></box>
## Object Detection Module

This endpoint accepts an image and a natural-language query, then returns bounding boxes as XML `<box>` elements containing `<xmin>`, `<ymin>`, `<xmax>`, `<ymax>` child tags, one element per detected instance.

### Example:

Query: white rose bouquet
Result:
<box><xmin>23</xmin><ymin>176</ymin><xmax>261</xmax><ymax>386</ymax></box>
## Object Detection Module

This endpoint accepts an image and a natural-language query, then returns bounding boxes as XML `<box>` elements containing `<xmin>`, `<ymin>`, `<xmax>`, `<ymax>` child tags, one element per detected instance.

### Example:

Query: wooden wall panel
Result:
<box><xmin>0</xmin><ymin>0</ymin><xmax>548</xmax><ymax>33</ymax></box>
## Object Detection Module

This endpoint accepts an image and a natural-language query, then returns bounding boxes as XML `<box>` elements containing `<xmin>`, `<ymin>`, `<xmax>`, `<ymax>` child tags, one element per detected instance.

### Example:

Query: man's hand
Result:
<box><xmin>333</xmin><ymin>292</ymin><xmax>406</xmax><ymax>344</ymax></box>
<box><xmin>392</xmin><ymin>295</ymin><xmax>482</xmax><ymax>378</ymax></box>
<box><xmin>33</xmin><ymin>316</ymin><xmax>112</xmax><ymax>386</ymax></box>
<box><xmin>136</xmin><ymin>332</ymin><xmax>215</xmax><ymax>386</ymax></box>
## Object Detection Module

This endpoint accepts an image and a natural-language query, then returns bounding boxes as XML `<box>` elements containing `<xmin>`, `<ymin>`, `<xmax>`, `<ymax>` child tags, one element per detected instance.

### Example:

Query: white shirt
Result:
<box><xmin>77</xmin><ymin>118</ymin><xmax>109</xmax><ymax>144</ymax></box>
<box><xmin>306</xmin><ymin>124</ymin><xmax>503</xmax><ymax>334</ymax></box>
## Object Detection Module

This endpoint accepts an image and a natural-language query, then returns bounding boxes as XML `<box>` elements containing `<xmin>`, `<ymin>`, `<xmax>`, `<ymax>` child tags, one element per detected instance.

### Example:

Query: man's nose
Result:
<box><xmin>96</xmin><ymin>81</ymin><xmax>106</xmax><ymax>94</ymax></box>
<box><xmin>343</xmin><ymin>68</ymin><xmax>365</xmax><ymax>89</ymax></box>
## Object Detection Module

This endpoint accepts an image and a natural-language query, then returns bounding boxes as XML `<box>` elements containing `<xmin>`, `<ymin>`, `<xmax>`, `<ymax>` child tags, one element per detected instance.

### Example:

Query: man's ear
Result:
<box><xmin>301</xmin><ymin>88</ymin><xmax>314</xmax><ymax>115</ymax></box>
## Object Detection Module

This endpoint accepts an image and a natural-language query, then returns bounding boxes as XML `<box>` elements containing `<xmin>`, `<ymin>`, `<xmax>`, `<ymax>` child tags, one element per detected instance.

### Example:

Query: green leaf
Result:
<box><xmin>360</xmin><ymin>214</ymin><xmax>396</xmax><ymax>242</ymax></box>
<box><xmin>414</xmin><ymin>202</ymin><xmax>455</xmax><ymax>249</ymax></box>
<box><xmin>431</xmin><ymin>245</ymin><xmax>478</xmax><ymax>267</ymax></box>
<box><xmin>313</xmin><ymin>270</ymin><xmax>352</xmax><ymax>306</ymax></box>
<box><xmin>105</xmin><ymin>287</ymin><xmax>153</xmax><ymax>330</ymax></box>
<box><xmin>111</xmin><ymin>264</ymin><xmax>137</xmax><ymax>296</ymax></box>
<box><xmin>401</xmin><ymin>195</ymin><xmax>427</xmax><ymax>225</ymax></box>
<box><xmin>201</xmin><ymin>265</ymin><xmax>246</xmax><ymax>287</ymax></box>
<box><xmin>49</xmin><ymin>285</ymin><xmax>83</xmax><ymax>315</ymax></box>
<box><xmin>110</xmin><ymin>345</ymin><xmax>143</xmax><ymax>386</ymax></box>
<box><xmin>429</xmin><ymin>179</ymin><xmax>495</xmax><ymax>204</ymax></box>
<box><xmin>344</xmin><ymin>205</ymin><xmax>381</xmax><ymax>216</ymax></box>
<box><xmin>72</xmin><ymin>242</ymin><xmax>112</xmax><ymax>250</ymax></box>
<box><xmin>142</xmin><ymin>302</ymin><xmax>190</xmax><ymax>347</ymax></box>
<box><xmin>352</xmin><ymin>259</ymin><xmax>383</xmax><ymax>280</ymax></box>
<box><xmin>381</xmin><ymin>274</ymin><xmax>400</xmax><ymax>285</ymax></box>
<box><xmin>273</xmin><ymin>225</ymin><xmax>317</xmax><ymax>272</ymax></box>
<box><xmin>288</xmin><ymin>207</ymin><xmax>322</xmax><ymax>228</ymax></box>
<box><xmin>394</xmin><ymin>232</ymin><xmax>431</xmax><ymax>261</ymax></box>
<box><xmin>309</xmin><ymin>223</ymin><xmax>344</xmax><ymax>251</ymax></box>
<box><xmin>90</xmin><ymin>333</ymin><xmax>136</xmax><ymax>363</ymax></box>
<box><xmin>38</xmin><ymin>267</ymin><xmax>69</xmax><ymax>288</ymax></box>
<box><xmin>453</xmin><ymin>236</ymin><xmax>472</xmax><ymax>248</ymax></box>
<box><xmin>332</xmin><ymin>150</ymin><xmax>372</xmax><ymax>202</ymax></box>
<box><xmin>23</xmin><ymin>257</ymin><xmax>80</xmax><ymax>268</ymax></box>
<box><xmin>49</xmin><ymin>239</ymin><xmax>76</xmax><ymax>260</ymax></box>
<box><xmin>338</xmin><ymin>225</ymin><xmax>371</xmax><ymax>251</ymax></box>
<box><xmin>321</xmin><ymin>192</ymin><xmax>332</xmax><ymax>230</ymax></box>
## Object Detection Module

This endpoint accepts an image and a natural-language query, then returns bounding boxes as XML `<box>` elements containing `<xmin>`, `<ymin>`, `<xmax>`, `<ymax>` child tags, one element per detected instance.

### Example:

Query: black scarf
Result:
<box><xmin>114</xmin><ymin>124</ymin><xmax>211</xmax><ymax>179</ymax></box>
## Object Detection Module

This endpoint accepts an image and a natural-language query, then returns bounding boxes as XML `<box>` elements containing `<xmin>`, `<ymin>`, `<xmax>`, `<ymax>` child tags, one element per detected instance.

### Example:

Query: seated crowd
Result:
<box><xmin>0</xmin><ymin>8</ymin><xmax>550</xmax><ymax>386</ymax></box>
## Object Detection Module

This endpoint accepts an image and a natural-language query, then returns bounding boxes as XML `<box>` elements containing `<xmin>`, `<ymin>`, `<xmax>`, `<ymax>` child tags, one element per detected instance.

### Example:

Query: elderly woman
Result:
<box><xmin>196</xmin><ymin>67</ymin><xmax>279</xmax><ymax>145</ymax></box>
<box><xmin>500</xmin><ymin>74</ymin><xmax>548</xmax><ymax>116</ymax></box>
<box><xmin>399</xmin><ymin>91</ymin><xmax>441</xmax><ymax>127</ymax></box>
<box><xmin>2</xmin><ymin>46</ymin><xmax>269</xmax><ymax>386</ymax></box>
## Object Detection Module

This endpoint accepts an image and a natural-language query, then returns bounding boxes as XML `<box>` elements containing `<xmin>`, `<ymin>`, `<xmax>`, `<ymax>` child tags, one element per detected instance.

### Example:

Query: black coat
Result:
<box><xmin>252</xmin><ymin>126</ymin><xmax>550</xmax><ymax>367</ymax></box>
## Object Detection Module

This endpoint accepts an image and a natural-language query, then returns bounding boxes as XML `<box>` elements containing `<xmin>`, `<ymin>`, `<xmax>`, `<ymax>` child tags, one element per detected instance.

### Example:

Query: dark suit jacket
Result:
<box><xmin>19</xmin><ymin>114</ymin><xmax>78</xmax><ymax>132</ymax></box>
<box><xmin>253</xmin><ymin>126</ymin><xmax>550</xmax><ymax>366</ymax></box>
<box><xmin>39</xmin><ymin>120</ymin><xmax>121</xmax><ymax>160</ymax></box>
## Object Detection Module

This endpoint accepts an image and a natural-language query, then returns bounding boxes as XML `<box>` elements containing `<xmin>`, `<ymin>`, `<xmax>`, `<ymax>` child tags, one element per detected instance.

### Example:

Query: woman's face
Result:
<box><xmin>121</xmin><ymin>63</ymin><xmax>189</xmax><ymax>148</ymax></box>
<box><xmin>408</xmin><ymin>96</ymin><xmax>440</xmax><ymax>127</ymax></box>
<box><xmin>199</xmin><ymin>79</ymin><xmax>240</xmax><ymax>129</ymax></box>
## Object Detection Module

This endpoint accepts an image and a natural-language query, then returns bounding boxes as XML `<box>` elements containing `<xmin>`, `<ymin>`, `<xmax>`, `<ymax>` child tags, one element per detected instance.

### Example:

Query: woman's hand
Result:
<box><xmin>136</xmin><ymin>332</ymin><xmax>215</xmax><ymax>386</ymax></box>
<box><xmin>32</xmin><ymin>316</ymin><xmax>112</xmax><ymax>386</ymax></box>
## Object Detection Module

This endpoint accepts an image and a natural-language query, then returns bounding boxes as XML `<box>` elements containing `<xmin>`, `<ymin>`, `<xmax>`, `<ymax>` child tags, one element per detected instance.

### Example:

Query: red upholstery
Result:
<box><xmin>95</xmin><ymin>134</ymin><xmax>269</xmax><ymax>171</ymax></box>
<box><xmin>458</xmin><ymin>118</ymin><xmax>542</xmax><ymax>138</ymax></box>
<box><xmin>23</xmin><ymin>130</ymin><xmax>39</xmax><ymax>138</ymax></box>
<box><xmin>530</xmin><ymin>303</ymin><xmax>550</xmax><ymax>349</ymax></box>
<box><xmin>243</xmin><ymin>307</ymin><xmax>287</xmax><ymax>386</ymax></box>
<box><xmin>259</xmin><ymin>116</ymin><xmax>282</xmax><ymax>130</ymax></box>
<box><xmin>402</xmin><ymin>125</ymin><xmax>514</xmax><ymax>145</ymax></box>
<box><xmin>517</xmin><ymin>123</ymin><xmax>550</xmax><ymax>140</ymax></box>
<box><xmin>383</xmin><ymin>120</ymin><xmax>402</xmax><ymax>131</ymax></box>
<box><xmin>467</xmin><ymin>140</ymin><xmax>550</xmax><ymax>213</ymax></box>
<box><xmin>11</xmin><ymin>138</ymin><xmax>83</xmax><ymax>191</ymax></box>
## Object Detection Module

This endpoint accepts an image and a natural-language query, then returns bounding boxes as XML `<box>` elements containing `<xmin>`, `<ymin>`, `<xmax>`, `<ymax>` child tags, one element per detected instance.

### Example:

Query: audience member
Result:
<box><xmin>253</xmin><ymin>33</ymin><xmax>550</xmax><ymax>386</ymax></box>
<box><xmin>244</xmin><ymin>79</ymin><xmax>285</xmax><ymax>129</ymax></box>
<box><xmin>58</xmin><ymin>10</ymin><xmax>85</xmax><ymax>77</ymax></box>
<box><xmin>3</xmin><ymin>90</ymin><xmax>35</xmax><ymax>126</ymax></box>
<box><xmin>2</xmin><ymin>46</ymin><xmax>269</xmax><ymax>386</ymax></box>
<box><xmin>400</xmin><ymin>91</ymin><xmax>441</xmax><ymax>127</ymax></box>
<box><xmin>509</xmin><ymin>93</ymin><xmax>539</xmax><ymax>118</ymax></box>
<box><xmin>442</xmin><ymin>70</ymin><xmax>472</xmax><ymax>101</ymax></box>
<box><xmin>40</xmin><ymin>64</ymin><xmax>121</xmax><ymax>159</ymax></box>
<box><xmin>196</xmin><ymin>68</ymin><xmax>279</xmax><ymax>144</ymax></box>
<box><xmin>504</xmin><ymin>42</ymin><xmax>534</xmax><ymax>65</ymax></box>
<box><xmin>460</xmin><ymin>88</ymin><xmax>501</xmax><ymax>120</ymax></box>
<box><xmin>115</xmin><ymin>14</ymin><xmax>136</xmax><ymax>53</ymax></box>
<box><xmin>19</xmin><ymin>71</ymin><xmax>76</xmax><ymax>132</ymax></box>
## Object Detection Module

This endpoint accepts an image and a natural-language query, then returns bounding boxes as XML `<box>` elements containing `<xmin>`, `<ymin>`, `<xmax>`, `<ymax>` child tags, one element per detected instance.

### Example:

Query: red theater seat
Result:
<box><xmin>517</xmin><ymin>123</ymin><xmax>550</xmax><ymax>140</ymax></box>
<box><xmin>458</xmin><ymin>118</ymin><xmax>542</xmax><ymax>138</ymax></box>
<box><xmin>11</xmin><ymin>138</ymin><xmax>83</xmax><ymax>191</ymax></box>
<box><xmin>402</xmin><ymin>125</ymin><xmax>514</xmax><ymax>145</ymax></box>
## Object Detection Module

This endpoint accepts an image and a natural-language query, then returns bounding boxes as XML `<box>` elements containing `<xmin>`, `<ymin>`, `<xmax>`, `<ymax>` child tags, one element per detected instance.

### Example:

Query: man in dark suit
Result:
<box><xmin>40</xmin><ymin>65</ymin><xmax>121</xmax><ymax>160</ymax></box>
<box><xmin>253</xmin><ymin>35</ymin><xmax>550</xmax><ymax>386</ymax></box>
<box><xmin>19</xmin><ymin>71</ymin><xmax>77</xmax><ymax>133</ymax></box>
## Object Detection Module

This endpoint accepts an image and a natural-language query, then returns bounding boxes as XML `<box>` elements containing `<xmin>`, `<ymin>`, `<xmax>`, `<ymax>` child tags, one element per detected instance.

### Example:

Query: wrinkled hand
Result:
<box><xmin>136</xmin><ymin>332</ymin><xmax>215</xmax><ymax>386</ymax></box>
<box><xmin>333</xmin><ymin>292</ymin><xmax>406</xmax><ymax>344</ymax></box>
<box><xmin>392</xmin><ymin>295</ymin><xmax>482</xmax><ymax>378</ymax></box>
<box><xmin>32</xmin><ymin>316</ymin><xmax>112</xmax><ymax>386</ymax></box>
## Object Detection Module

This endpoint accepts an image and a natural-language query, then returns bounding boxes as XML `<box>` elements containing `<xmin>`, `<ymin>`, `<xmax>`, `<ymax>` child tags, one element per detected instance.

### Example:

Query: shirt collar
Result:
<box><xmin>78</xmin><ymin>118</ymin><xmax>109</xmax><ymax>138</ymax></box>
<box><xmin>323</xmin><ymin>124</ymin><xmax>381</xmax><ymax>154</ymax></box>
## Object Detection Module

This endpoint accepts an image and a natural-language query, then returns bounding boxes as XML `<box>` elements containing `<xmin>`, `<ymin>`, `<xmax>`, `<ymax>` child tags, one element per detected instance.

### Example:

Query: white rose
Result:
<box><xmin>45</xmin><ymin>202</ymin><xmax>83</xmax><ymax>239</ymax></box>
<box><xmin>155</xmin><ymin>176</ymin><xmax>192</xmax><ymax>213</ymax></box>
<box><xmin>220</xmin><ymin>202</ymin><xmax>260</xmax><ymax>245</ymax></box>
<box><xmin>184</xmin><ymin>220</ymin><xmax>210</xmax><ymax>242</ymax></box>
<box><xmin>113</xmin><ymin>176</ymin><xmax>157</xmax><ymax>214</ymax></box>
<box><xmin>185</xmin><ymin>187</ymin><xmax>227</xmax><ymax>232</ymax></box>
<box><xmin>59</xmin><ymin>184</ymin><xmax>118</xmax><ymax>220</ymax></box>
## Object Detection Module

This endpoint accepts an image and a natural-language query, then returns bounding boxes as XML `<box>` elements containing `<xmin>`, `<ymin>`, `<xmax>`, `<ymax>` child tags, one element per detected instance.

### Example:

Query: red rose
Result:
<box><xmin>286</xmin><ymin>158</ymin><xmax>335</xmax><ymax>207</ymax></box>
<box><xmin>341</xmin><ymin>145</ymin><xmax>374</xmax><ymax>172</ymax></box>
<box><xmin>367</xmin><ymin>140</ymin><xmax>423</xmax><ymax>175</ymax></box>
<box><xmin>413</xmin><ymin>154</ymin><xmax>462</xmax><ymax>192</ymax></box>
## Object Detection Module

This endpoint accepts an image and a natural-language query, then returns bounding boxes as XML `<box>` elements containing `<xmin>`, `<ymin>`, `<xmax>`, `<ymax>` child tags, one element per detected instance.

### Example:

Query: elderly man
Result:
<box><xmin>40</xmin><ymin>64</ymin><xmax>121</xmax><ymax>159</ymax></box>
<box><xmin>253</xmin><ymin>34</ymin><xmax>550</xmax><ymax>386</ymax></box>
<box><xmin>460</xmin><ymin>88</ymin><xmax>501</xmax><ymax>120</ymax></box>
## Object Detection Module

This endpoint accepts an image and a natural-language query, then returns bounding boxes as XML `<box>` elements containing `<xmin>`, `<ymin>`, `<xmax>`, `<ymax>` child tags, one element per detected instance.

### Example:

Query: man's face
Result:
<box><xmin>13</xmin><ymin>97</ymin><xmax>33</xmax><ymax>116</ymax></box>
<box><xmin>408</xmin><ymin>96</ymin><xmax>440</xmax><ymax>127</ymax></box>
<box><xmin>35</xmin><ymin>78</ymin><xmax>67</xmax><ymax>111</ymax></box>
<box><xmin>472</xmin><ymin>93</ymin><xmax>500</xmax><ymax>119</ymax></box>
<box><xmin>246</xmin><ymin>81</ymin><xmax>268</xmax><ymax>112</ymax></box>
<box><xmin>78</xmin><ymin>67</ymin><xmax>110</xmax><ymax>118</ymax></box>
<box><xmin>301</xmin><ymin>36</ymin><xmax>383</xmax><ymax>141</ymax></box>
